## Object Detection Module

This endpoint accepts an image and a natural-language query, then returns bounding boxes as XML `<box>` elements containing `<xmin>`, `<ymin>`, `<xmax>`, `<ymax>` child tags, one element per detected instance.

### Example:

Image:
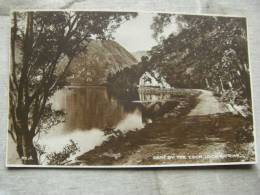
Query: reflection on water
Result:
<box><xmin>40</xmin><ymin>86</ymin><xmax>145</xmax><ymax>159</ymax></box>
<box><xmin>138</xmin><ymin>91</ymin><xmax>172</xmax><ymax>102</ymax></box>
<box><xmin>39</xmin><ymin>124</ymin><xmax>108</xmax><ymax>161</ymax></box>
<box><xmin>40</xmin><ymin>86</ymin><xmax>177</xmax><ymax>162</ymax></box>
<box><xmin>52</xmin><ymin>86</ymin><xmax>143</xmax><ymax>131</ymax></box>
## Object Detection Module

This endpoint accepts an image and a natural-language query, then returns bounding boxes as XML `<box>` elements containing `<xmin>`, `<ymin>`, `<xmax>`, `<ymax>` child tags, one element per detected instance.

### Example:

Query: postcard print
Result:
<box><xmin>7</xmin><ymin>11</ymin><xmax>256</xmax><ymax>167</ymax></box>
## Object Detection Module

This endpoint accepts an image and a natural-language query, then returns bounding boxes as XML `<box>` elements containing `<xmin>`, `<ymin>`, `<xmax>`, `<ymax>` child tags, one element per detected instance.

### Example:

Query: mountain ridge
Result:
<box><xmin>67</xmin><ymin>39</ymin><xmax>138</xmax><ymax>85</ymax></box>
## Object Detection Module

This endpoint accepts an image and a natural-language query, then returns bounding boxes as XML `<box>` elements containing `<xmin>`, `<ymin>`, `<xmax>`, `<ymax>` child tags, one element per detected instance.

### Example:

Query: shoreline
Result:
<box><xmin>73</xmin><ymin>90</ymin><xmax>200</xmax><ymax>165</ymax></box>
<box><xmin>72</xmin><ymin>89</ymin><xmax>254</xmax><ymax>166</ymax></box>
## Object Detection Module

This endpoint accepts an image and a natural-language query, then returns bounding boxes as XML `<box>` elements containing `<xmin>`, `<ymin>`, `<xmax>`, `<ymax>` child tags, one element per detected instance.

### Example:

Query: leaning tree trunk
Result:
<box><xmin>13</xmin><ymin>12</ymin><xmax>38</xmax><ymax>165</ymax></box>
<box><xmin>16</xmin><ymin>133</ymin><xmax>38</xmax><ymax>165</ymax></box>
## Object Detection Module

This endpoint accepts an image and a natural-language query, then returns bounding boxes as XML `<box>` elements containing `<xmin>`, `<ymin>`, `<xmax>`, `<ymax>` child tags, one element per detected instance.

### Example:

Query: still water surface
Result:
<box><xmin>39</xmin><ymin>86</ymin><xmax>168</xmax><ymax>160</ymax></box>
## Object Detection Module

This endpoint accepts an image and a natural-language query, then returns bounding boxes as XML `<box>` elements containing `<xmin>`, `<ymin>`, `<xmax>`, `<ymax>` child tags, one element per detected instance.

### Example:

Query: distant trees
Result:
<box><xmin>107</xmin><ymin>63</ymin><xmax>143</xmax><ymax>100</ymax></box>
<box><xmin>9</xmin><ymin>11</ymin><xmax>137</xmax><ymax>164</ymax></box>
<box><xmin>107</xmin><ymin>54</ymin><xmax>153</xmax><ymax>100</ymax></box>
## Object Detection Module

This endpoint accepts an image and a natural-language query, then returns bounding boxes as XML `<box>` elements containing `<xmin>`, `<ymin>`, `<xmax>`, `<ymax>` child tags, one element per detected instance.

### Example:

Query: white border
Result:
<box><xmin>10</xmin><ymin>8</ymin><xmax>247</xmax><ymax>18</ymax></box>
<box><xmin>6</xmin><ymin>9</ymin><xmax>257</xmax><ymax>169</ymax></box>
<box><xmin>245</xmin><ymin>17</ymin><xmax>258</xmax><ymax>165</ymax></box>
<box><xmin>6</xmin><ymin>161</ymin><xmax>257</xmax><ymax>169</ymax></box>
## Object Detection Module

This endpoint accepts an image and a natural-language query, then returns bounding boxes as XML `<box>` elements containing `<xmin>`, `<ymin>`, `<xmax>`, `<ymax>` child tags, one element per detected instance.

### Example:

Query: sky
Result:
<box><xmin>112</xmin><ymin>13</ymin><xmax>178</xmax><ymax>53</ymax></box>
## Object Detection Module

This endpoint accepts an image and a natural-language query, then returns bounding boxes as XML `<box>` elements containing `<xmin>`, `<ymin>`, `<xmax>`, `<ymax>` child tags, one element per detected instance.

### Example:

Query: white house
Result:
<box><xmin>138</xmin><ymin>70</ymin><xmax>172</xmax><ymax>89</ymax></box>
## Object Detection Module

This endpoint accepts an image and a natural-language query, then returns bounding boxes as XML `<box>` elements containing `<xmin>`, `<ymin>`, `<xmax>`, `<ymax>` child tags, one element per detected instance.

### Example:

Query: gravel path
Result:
<box><xmin>188</xmin><ymin>90</ymin><xmax>228</xmax><ymax>116</ymax></box>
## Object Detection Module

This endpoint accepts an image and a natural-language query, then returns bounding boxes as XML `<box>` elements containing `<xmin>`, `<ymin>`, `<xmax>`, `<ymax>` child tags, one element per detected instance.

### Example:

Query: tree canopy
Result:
<box><xmin>149</xmin><ymin>14</ymin><xmax>250</xmax><ymax>109</ymax></box>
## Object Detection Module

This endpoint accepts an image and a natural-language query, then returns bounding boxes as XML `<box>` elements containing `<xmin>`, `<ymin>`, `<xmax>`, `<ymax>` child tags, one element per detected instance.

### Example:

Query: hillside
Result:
<box><xmin>67</xmin><ymin>39</ymin><xmax>138</xmax><ymax>85</ymax></box>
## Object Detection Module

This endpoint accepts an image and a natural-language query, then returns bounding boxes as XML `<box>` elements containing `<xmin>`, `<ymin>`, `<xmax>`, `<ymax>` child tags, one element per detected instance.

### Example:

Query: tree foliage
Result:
<box><xmin>46</xmin><ymin>139</ymin><xmax>80</xmax><ymax>165</ymax></box>
<box><xmin>149</xmin><ymin>14</ymin><xmax>251</xmax><ymax>114</ymax></box>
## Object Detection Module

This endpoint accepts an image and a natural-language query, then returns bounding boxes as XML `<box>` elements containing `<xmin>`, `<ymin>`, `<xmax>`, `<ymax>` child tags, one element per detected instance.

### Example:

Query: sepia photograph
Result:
<box><xmin>7</xmin><ymin>10</ymin><xmax>256</xmax><ymax>167</ymax></box>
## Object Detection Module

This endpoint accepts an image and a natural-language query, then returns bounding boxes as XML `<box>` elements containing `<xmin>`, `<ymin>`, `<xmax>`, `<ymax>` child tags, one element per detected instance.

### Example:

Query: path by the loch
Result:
<box><xmin>188</xmin><ymin>90</ymin><xmax>228</xmax><ymax>116</ymax></box>
<box><xmin>76</xmin><ymin>89</ymin><xmax>254</xmax><ymax>165</ymax></box>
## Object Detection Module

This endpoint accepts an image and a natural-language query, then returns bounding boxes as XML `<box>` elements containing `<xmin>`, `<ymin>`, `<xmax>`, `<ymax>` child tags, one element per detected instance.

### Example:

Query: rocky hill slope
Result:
<box><xmin>67</xmin><ymin>40</ymin><xmax>137</xmax><ymax>85</ymax></box>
